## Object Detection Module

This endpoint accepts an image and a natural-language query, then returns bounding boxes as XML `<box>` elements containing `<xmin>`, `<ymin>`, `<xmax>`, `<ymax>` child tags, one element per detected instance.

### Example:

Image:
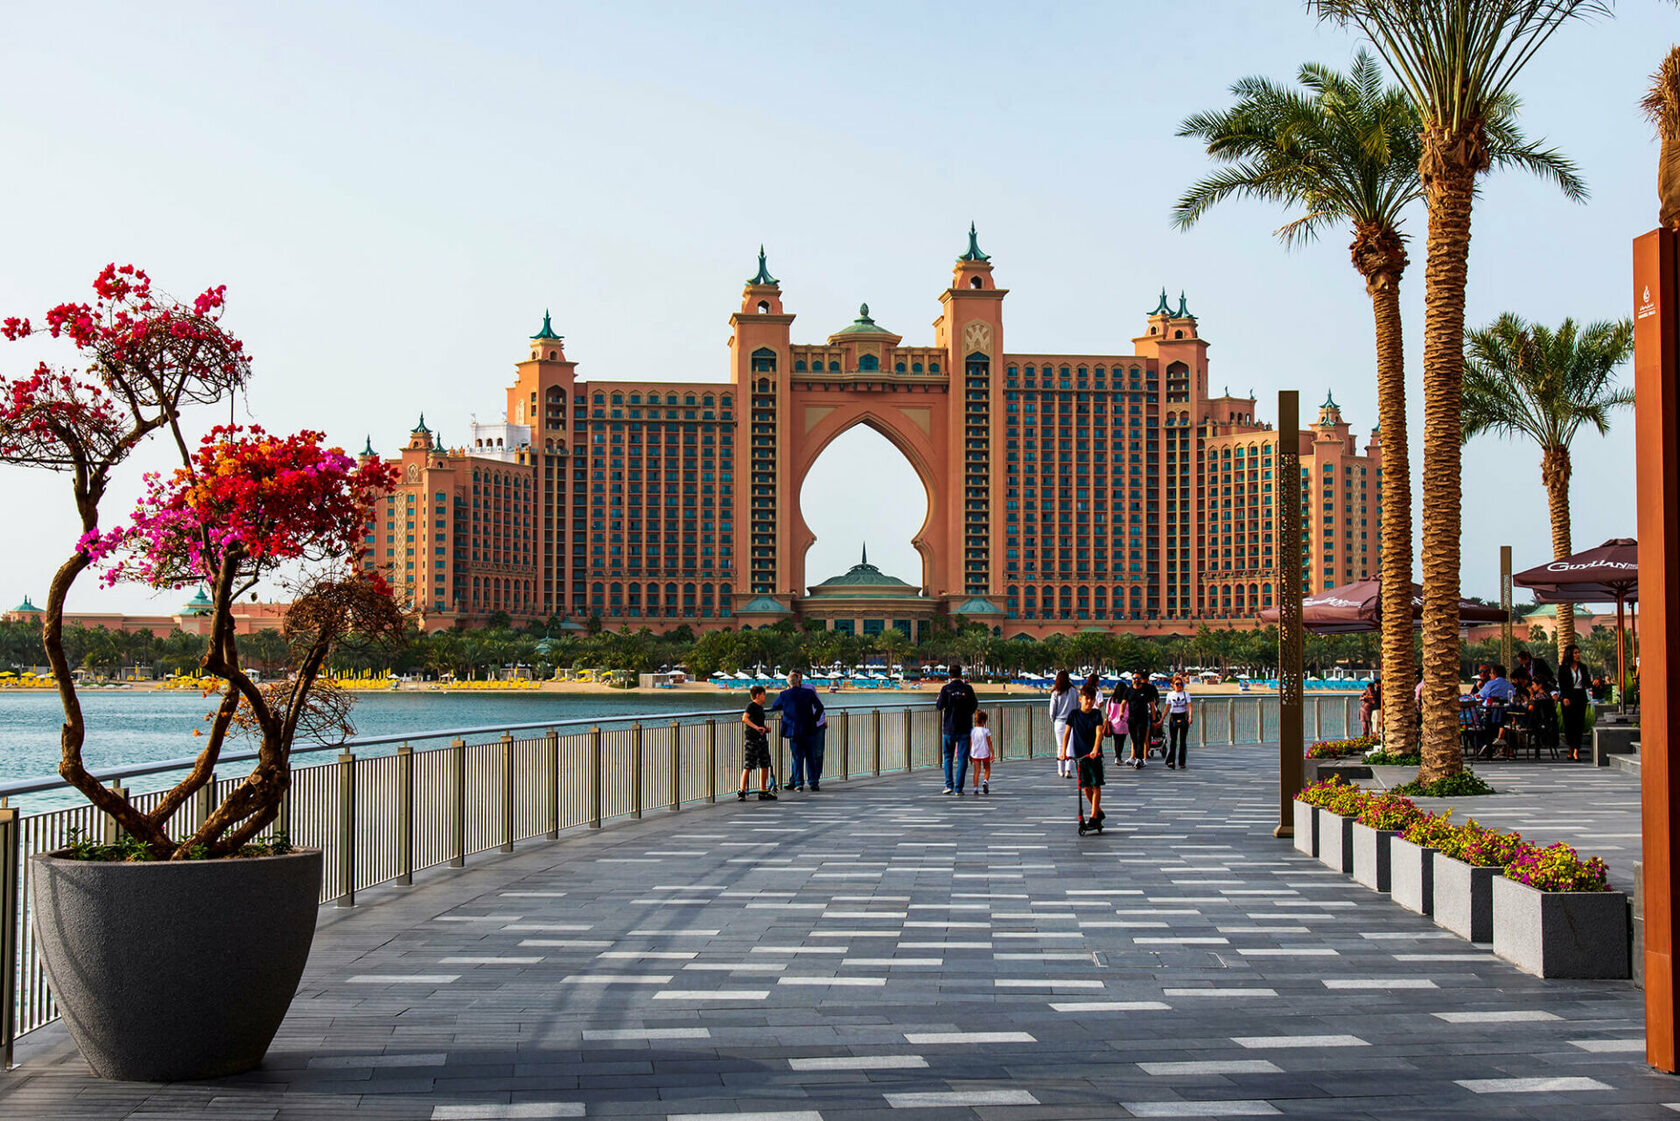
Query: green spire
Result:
<box><xmin>958</xmin><ymin>221</ymin><xmax>990</xmax><ymax>262</ymax></box>
<box><xmin>530</xmin><ymin>310</ymin><xmax>560</xmax><ymax>340</ymax></box>
<box><xmin>1323</xmin><ymin>389</ymin><xmax>1339</xmax><ymax>411</ymax></box>
<box><xmin>361</xmin><ymin>435</ymin><xmax>375</xmax><ymax>457</ymax></box>
<box><xmin>861</xmin><ymin>542</ymin><xmax>868</xmax><ymax>566</ymax></box>
<box><xmin>747</xmin><ymin>245</ymin><xmax>778</xmax><ymax>286</ymax></box>
<box><xmin>1176</xmin><ymin>290</ymin><xmax>1192</xmax><ymax>318</ymax></box>
<box><xmin>413</xmin><ymin>413</ymin><xmax>430</xmax><ymax>435</ymax></box>
<box><xmin>1152</xmin><ymin>288</ymin><xmax>1173</xmax><ymax>315</ymax></box>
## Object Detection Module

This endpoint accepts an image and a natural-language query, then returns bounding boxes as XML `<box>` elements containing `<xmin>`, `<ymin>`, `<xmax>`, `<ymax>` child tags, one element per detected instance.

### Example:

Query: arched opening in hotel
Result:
<box><xmin>798</xmin><ymin>425</ymin><xmax>929</xmax><ymax>590</ymax></box>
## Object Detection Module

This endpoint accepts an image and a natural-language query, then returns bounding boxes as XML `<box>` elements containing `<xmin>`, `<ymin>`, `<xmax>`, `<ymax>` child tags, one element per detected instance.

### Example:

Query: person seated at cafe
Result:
<box><xmin>1484</xmin><ymin>670</ymin><xmax>1534</xmax><ymax>760</ymax></box>
<box><xmin>1476</xmin><ymin>665</ymin><xmax>1516</xmax><ymax>705</ymax></box>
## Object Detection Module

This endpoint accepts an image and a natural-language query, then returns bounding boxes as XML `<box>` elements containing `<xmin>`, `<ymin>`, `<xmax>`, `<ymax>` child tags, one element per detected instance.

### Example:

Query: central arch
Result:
<box><xmin>785</xmin><ymin>400</ymin><xmax>949</xmax><ymax>599</ymax></box>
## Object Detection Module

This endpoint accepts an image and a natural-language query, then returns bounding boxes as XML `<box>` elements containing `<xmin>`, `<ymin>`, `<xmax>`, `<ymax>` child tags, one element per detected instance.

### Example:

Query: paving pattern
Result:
<box><xmin>2</xmin><ymin>745</ymin><xmax>1671</xmax><ymax>1120</ymax></box>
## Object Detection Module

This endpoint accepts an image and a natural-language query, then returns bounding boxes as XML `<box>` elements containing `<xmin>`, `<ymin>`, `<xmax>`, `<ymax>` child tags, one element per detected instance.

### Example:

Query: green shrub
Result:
<box><xmin>1363</xmin><ymin>750</ymin><xmax>1423</xmax><ymax>766</ymax></box>
<box><xmin>1391</xmin><ymin>771</ymin><xmax>1495</xmax><ymax>798</ymax></box>
<box><xmin>1296</xmin><ymin>777</ymin><xmax>1352</xmax><ymax>807</ymax></box>
<box><xmin>1399</xmin><ymin>810</ymin><xmax>1457</xmax><ymax>849</ymax></box>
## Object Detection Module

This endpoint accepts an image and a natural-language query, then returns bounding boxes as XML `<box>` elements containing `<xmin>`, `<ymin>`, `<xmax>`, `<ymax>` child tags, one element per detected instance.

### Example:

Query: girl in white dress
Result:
<box><xmin>969</xmin><ymin>710</ymin><xmax>994</xmax><ymax>794</ymax></box>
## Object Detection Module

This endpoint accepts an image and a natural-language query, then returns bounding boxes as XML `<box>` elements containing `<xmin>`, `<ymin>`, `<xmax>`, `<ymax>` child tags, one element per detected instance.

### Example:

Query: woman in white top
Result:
<box><xmin>1164</xmin><ymin>674</ymin><xmax>1193</xmax><ymax>770</ymax></box>
<box><xmin>1048</xmin><ymin>670</ymin><xmax>1078</xmax><ymax>778</ymax></box>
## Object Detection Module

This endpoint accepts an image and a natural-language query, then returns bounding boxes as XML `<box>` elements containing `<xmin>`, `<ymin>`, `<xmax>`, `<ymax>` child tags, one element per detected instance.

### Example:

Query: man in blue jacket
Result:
<box><xmin>936</xmin><ymin>664</ymin><xmax>979</xmax><ymax>795</ymax></box>
<box><xmin>771</xmin><ymin>669</ymin><xmax>826</xmax><ymax>791</ymax></box>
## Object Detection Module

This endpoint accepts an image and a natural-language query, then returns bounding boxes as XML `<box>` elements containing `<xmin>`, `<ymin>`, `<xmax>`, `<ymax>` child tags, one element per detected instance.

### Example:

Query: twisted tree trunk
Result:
<box><xmin>1355</xmin><ymin>224</ymin><xmax>1416</xmax><ymax>755</ymax></box>
<box><xmin>1417</xmin><ymin>137</ymin><xmax>1482</xmax><ymax>784</ymax></box>
<box><xmin>1541</xmin><ymin>444</ymin><xmax>1575</xmax><ymax>658</ymax></box>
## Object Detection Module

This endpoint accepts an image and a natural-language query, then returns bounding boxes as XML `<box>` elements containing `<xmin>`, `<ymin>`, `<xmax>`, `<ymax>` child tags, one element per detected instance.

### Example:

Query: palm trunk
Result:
<box><xmin>1363</xmin><ymin>251</ymin><xmax>1415</xmax><ymax>755</ymax></box>
<box><xmin>1417</xmin><ymin>150</ymin><xmax>1478</xmax><ymax>784</ymax></box>
<box><xmin>1541</xmin><ymin>445</ymin><xmax>1575</xmax><ymax>657</ymax></box>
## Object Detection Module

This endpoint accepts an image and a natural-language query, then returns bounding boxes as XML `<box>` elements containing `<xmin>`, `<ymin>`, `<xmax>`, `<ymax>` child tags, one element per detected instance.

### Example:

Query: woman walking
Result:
<box><xmin>1049</xmin><ymin>670</ymin><xmax>1077</xmax><ymax>778</ymax></box>
<box><xmin>1164</xmin><ymin>674</ymin><xmax>1193</xmax><ymax>770</ymax></box>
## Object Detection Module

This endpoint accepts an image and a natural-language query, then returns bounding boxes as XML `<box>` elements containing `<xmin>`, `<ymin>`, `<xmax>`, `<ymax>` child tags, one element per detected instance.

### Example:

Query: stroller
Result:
<box><xmin>1146</xmin><ymin>715</ymin><xmax>1166</xmax><ymax>760</ymax></box>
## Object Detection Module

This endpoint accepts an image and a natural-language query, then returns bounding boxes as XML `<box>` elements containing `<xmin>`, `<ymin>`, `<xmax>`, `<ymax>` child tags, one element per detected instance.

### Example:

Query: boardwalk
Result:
<box><xmin>1</xmin><ymin>746</ymin><xmax>1667</xmax><ymax>1120</ymax></box>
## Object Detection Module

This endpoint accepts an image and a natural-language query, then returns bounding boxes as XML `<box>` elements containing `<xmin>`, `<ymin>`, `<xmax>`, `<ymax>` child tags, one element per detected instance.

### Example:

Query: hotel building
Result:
<box><xmin>358</xmin><ymin>232</ymin><xmax>1380</xmax><ymax>635</ymax></box>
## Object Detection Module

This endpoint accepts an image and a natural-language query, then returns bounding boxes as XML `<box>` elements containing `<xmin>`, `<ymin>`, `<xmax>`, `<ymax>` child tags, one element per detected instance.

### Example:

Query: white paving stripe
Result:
<box><xmin>667</xmin><ymin>1112</ymin><xmax>823</xmax><ymax>1121</ymax></box>
<box><xmin>903</xmin><ymin>1031</ymin><xmax>1035</xmax><ymax>1044</ymax></box>
<box><xmin>1433</xmin><ymin>1010</ymin><xmax>1560</xmax><ymax>1023</ymax></box>
<box><xmin>349</xmin><ymin>975</ymin><xmax>458</xmax><ymax>984</ymax></box>
<box><xmin>1570</xmin><ymin>1039</ymin><xmax>1645</xmax><ymax>1053</ymax></box>
<box><xmin>995</xmin><ymin>978</ymin><xmax>1104</xmax><ymax>989</ymax></box>
<box><xmin>1122</xmin><ymin>1101</ymin><xmax>1280</xmax><ymax>1116</ymax></box>
<box><xmin>1139</xmin><ymin>1060</ymin><xmax>1282</xmax><ymax>1076</ymax></box>
<box><xmin>582</xmin><ymin>1028</ymin><xmax>712</xmax><ymax>1040</ymax></box>
<box><xmin>1233</xmin><ymin>1034</ymin><xmax>1368</xmax><ymax>1048</ymax></box>
<box><xmin>883</xmin><ymin>1090</ymin><xmax>1039</xmax><ymax>1108</ymax></box>
<box><xmin>1162</xmin><ymin>988</ymin><xmax>1278</xmax><ymax>998</ymax></box>
<box><xmin>788</xmin><ymin>1055</ymin><xmax>927</xmax><ymax>1071</ymax></box>
<box><xmin>433</xmin><ymin>1105</ymin><xmax>584</xmax><ymax>1120</ymax></box>
<box><xmin>1051</xmin><ymin>1001</ymin><xmax>1171</xmax><ymax>1012</ymax></box>
<box><xmin>440</xmin><ymin>956</ymin><xmax>543</xmax><ymax>965</ymax></box>
<box><xmin>778</xmin><ymin>976</ymin><xmax>886</xmax><ymax>986</ymax></box>
<box><xmin>1323</xmin><ymin>978</ymin><xmax>1437</xmax><ymax>990</ymax></box>
<box><xmin>1456</xmin><ymin>1077</ymin><xmax>1612</xmax><ymax>1093</ymax></box>
<box><xmin>559</xmin><ymin>974</ymin><xmax>671</xmax><ymax>984</ymax></box>
<box><xmin>654</xmin><ymin>990</ymin><xmax>770</xmax><ymax>1000</ymax></box>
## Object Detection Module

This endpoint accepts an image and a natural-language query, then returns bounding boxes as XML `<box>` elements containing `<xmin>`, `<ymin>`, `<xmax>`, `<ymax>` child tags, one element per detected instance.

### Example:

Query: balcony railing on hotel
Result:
<box><xmin>0</xmin><ymin>691</ymin><xmax>1355</xmax><ymax>1067</ymax></box>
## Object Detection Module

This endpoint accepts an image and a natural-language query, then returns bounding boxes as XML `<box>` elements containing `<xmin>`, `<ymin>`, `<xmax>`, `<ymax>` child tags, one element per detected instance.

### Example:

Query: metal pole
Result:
<box><xmin>1634</xmin><ymin>225</ymin><xmax>1680</xmax><ymax>1069</ymax></box>
<box><xmin>589</xmin><ymin>726</ymin><xmax>603</xmax><ymax>829</ymax></box>
<box><xmin>0</xmin><ymin>807</ymin><xmax>18</xmax><ymax>1071</ymax></box>
<box><xmin>873</xmin><ymin>708</ymin><xmax>882</xmax><ymax>776</ymax></box>
<box><xmin>196</xmin><ymin>770</ymin><xmax>217</xmax><ymax>832</ymax></box>
<box><xmin>104</xmin><ymin>779</ymin><xmax>127</xmax><ymax>846</ymax></box>
<box><xmin>397</xmin><ymin>744</ymin><xmax>414</xmax><ymax>885</ymax></box>
<box><xmin>1500</xmin><ymin>544</ymin><xmax>1515</xmax><ymax>674</ymax></box>
<box><xmin>669</xmin><ymin>721</ymin><xmax>681</xmax><ymax>812</ymax></box>
<box><xmin>631</xmin><ymin>722</ymin><xmax>643</xmax><ymax>820</ymax></box>
<box><xmin>706</xmin><ymin>719</ymin><xmax>717</xmax><ymax>804</ymax></box>
<box><xmin>1275</xmin><ymin>389</ymin><xmax>1305</xmax><ymax>838</ymax></box>
<box><xmin>500</xmin><ymin>733</ymin><xmax>515</xmax><ymax>853</ymax></box>
<box><xmin>336</xmin><ymin>751</ymin><xmax>356</xmax><ymax>907</ymax></box>
<box><xmin>450</xmin><ymin>737</ymin><xmax>466</xmax><ymax>867</ymax></box>
<box><xmin>840</xmin><ymin>710</ymin><xmax>850</xmax><ymax>779</ymax></box>
<box><xmin>545</xmin><ymin>730</ymin><xmax>560</xmax><ymax>839</ymax></box>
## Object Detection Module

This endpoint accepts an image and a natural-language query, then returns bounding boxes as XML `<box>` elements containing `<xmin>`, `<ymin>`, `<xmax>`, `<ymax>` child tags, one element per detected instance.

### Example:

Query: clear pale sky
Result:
<box><xmin>0</xmin><ymin>1</ymin><xmax>1669</xmax><ymax>614</ymax></box>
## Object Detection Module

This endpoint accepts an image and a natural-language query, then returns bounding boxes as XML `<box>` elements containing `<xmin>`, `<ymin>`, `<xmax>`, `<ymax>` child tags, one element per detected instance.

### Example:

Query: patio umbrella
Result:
<box><xmin>1258</xmin><ymin>577</ymin><xmax>1508</xmax><ymax>636</ymax></box>
<box><xmin>1514</xmin><ymin>538</ymin><xmax>1638</xmax><ymax>708</ymax></box>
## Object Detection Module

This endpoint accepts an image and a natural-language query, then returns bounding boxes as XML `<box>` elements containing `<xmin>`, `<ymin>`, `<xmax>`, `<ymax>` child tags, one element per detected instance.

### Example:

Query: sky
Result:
<box><xmin>0</xmin><ymin>1</ymin><xmax>1670</xmax><ymax>614</ymax></box>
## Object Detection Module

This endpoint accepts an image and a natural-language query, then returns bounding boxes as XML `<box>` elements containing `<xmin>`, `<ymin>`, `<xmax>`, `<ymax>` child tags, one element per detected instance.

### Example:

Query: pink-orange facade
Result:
<box><xmin>355</xmin><ymin>233</ymin><xmax>1380</xmax><ymax>635</ymax></box>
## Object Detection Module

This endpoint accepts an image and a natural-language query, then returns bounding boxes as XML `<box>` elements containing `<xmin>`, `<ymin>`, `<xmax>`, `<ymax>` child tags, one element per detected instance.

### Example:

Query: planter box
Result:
<box><xmin>1292</xmin><ymin>799</ymin><xmax>1318</xmax><ymax>857</ymax></box>
<box><xmin>1433</xmin><ymin>853</ymin><xmax>1496</xmax><ymax>943</ymax></box>
<box><xmin>1351</xmin><ymin>823</ymin><xmax>1396</xmax><ymax>893</ymax></box>
<box><xmin>1491</xmin><ymin>875</ymin><xmax>1631</xmax><ymax>979</ymax></box>
<box><xmin>1391</xmin><ymin>837</ymin><xmax>1436</xmax><ymax>916</ymax></box>
<box><xmin>1318</xmin><ymin>808</ymin><xmax>1354</xmax><ymax>874</ymax></box>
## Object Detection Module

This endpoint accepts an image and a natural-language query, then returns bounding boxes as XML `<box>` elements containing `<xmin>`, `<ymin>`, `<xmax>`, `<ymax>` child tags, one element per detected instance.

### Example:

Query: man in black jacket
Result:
<box><xmin>936</xmin><ymin>664</ymin><xmax>979</xmax><ymax>795</ymax></box>
<box><xmin>1558</xmin><ymin>644</ymin><xmax>1591</xmax><ymax>762</ymax></box>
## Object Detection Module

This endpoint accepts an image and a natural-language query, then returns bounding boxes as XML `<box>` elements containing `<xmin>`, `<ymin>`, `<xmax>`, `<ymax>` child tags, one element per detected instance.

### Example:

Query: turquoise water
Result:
<box><xmin>0</xmin><ymin>688</ymin><xmax>941</xmax><ymax>804</ymax></box>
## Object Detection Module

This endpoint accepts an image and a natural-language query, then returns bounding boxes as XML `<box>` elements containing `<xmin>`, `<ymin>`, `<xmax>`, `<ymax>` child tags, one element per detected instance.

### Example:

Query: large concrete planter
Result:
<box><xmin>1291</xmin><ymin>799</ymin><xmax>1318</xmax><ymax>857</ymax></box>
<box><xmin>30</xmin><ymin>848</ymin><xmax>322</xmax><ymax>1081</ymax></box>
<box><xmin>1317</xmin><ymin>808</ymin><xmax>1354</xmax><ymax>873</ymax></box>
<box><xmin>1351</xmin><ymin>823</ymin><xmax>1395</xmax><ymax>893</ymax></box>
<box><xmin>1390</xmin><ymin>837</ymin><xmax>1436</xmax><ymax>916</ymax></box>
<box><xmin>1491</xmin><ymin>875</ymin><xmax>1631</xmax><ymax>979</ymax></box>
<box><xmin>1433</xmin><ymin>853</ymin><xmax>1495</xmax><ymax>943</ymax></box>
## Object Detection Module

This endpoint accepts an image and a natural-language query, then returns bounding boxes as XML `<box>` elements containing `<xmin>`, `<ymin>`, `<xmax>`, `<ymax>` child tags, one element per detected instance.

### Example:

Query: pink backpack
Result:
<box><xmin>1106</xmin><ymin>696</ymin><xmax>1128</xmax><ymax>735</ymax></box>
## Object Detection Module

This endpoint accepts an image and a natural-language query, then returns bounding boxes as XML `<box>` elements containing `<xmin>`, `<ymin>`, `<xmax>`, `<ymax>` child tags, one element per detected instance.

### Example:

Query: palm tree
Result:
<box><xmin>1645</xmin><ymin>44</ymin><xmax>1680</xmax><ymax>230</ymax></box>
<box><xmin>1174</xmin><ymin>50</ymin><xmax>1578</xmax><ymax>757</ymax></box>
<box><xmin>1462</xmin><ymin>314</ymin><xmax>1634</xmax><ymax>655</ymax></box>
<box><xmin>1311</xmin><ymin>0</ymin><xmax>1600</xmax><ymax>782</ymax></box>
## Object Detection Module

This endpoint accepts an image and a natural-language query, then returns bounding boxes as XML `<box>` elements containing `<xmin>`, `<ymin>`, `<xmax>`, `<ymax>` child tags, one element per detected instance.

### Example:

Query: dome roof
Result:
<box><xmin>11</xmin><ymin>595</ymin><xmax>41</xmax><ymax>614</ymax></box>
<box><xmin>810</xmin><ymin>545</ymin><xmax>912</xmax><ymax>589</ymax></box>
<box><xmin>832</xmin><ymin>303</ymin><xmax>893</xmax><ymax>337</ymax></box>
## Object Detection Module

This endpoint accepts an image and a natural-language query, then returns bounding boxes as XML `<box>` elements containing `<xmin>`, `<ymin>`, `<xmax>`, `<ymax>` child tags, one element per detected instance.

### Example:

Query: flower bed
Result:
<box><xmin>1349</xmin><ymin>794</ymin><xmax>1422</xmax><ymax>893</ymax></box>
<box><xmin>1306</xmin><ymin>735</ymin><xmax>1380</xmax><ymax>760</ymax></box>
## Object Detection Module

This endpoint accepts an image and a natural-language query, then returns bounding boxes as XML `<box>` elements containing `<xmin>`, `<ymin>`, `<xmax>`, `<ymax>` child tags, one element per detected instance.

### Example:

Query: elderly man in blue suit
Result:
<box><xmin>771</xmin><ymin>669</ymin><xmax>826</xmax><ymax>792</ymax></box>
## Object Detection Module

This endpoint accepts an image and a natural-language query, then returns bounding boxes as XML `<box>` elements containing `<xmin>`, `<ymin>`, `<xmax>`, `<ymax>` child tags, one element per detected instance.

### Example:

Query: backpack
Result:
<box><xmin>1106</xmin><ymin>696</ymin><xmax>1128</xmax><ymax>736</ymax></box>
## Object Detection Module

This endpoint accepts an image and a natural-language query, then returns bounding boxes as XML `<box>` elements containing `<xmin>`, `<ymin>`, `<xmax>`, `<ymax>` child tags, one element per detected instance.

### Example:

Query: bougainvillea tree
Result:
<box><xmin>0</xmin><ymin>266</ymin><xmax>401</xmax><ymax>858</ymax></box>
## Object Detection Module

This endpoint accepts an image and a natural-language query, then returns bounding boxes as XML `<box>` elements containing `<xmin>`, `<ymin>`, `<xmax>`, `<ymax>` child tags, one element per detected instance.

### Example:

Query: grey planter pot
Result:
<box><xmin>1291</xmin><ymin>799</ymin><xmax>1318</xmax><ymax>857</ymax></box>
<box><xmin>1317</xmin><ymin>808</ymin><xmax>1354</xmax><ymax>874</ymax></box>
<box><xmin>1433</xmin><ymin>853</ymin><xmax>1496</xmax><ymax>943</ymax></box>
<box><xmin>1351</xmin><ymin>823</ymin><xmax>1395</xmax><ymax>893</ymax></box>
<box><xmin>30</xmin><ymin>848</ymin><xmax>322</xmax><ymax>1081</ymax></box>
<box><xmin>1391</xmin><ymin>837</ymin><xmax>1436</xmax><ymax>916</ymax></box>
<box><xmin>1491</xmin><ymin>875</ymin><xmax>1631</xmax><ymax>979</ymax></box>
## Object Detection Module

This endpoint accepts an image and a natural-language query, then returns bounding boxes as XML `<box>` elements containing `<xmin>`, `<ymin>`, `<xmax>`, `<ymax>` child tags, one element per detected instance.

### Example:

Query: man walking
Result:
<box><xmin>937</xmin><ymin>664</ymin><xmax>979</xmax><ymax>795</ymax></box>
<box><xmin>771</xmin><ymin>669</ymin><xmax>826</xmax><ymax>791</ymax></box>
<box><xmin>1558</xmin><ymin>645</ymin><xmax>1591</xmax><ymax>763</ymax></box>
<box><xmin>1122</xmin><ymin>667</ymin><xmax>1159</xmax><ymax>769</ymax></box>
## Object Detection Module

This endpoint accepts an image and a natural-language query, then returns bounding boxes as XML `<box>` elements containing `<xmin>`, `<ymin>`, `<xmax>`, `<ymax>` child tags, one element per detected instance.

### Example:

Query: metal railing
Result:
<box><xmin>0</xmin><ymin>692</ymin><xmax>1352</xmax><ymax>1065</ymax></box>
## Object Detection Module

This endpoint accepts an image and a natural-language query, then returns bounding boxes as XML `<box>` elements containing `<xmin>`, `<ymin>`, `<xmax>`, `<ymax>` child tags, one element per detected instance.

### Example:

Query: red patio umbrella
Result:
<box><xmin>1514</xmin><ymin>538</ymin><xmax>1638</xmax><ymax>706</ymax></box>
<box><xmin>1258</xmin><ymin>577</ymin><xmax>1508</xmax><ymax>635</ymax></box>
